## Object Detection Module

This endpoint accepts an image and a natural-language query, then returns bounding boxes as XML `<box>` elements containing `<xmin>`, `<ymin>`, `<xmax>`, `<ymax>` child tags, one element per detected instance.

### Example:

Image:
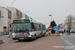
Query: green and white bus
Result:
<box><xmin>12</xmin><ymin>19</ymin><xmax>46</xmax><ymax>41</ymax></box>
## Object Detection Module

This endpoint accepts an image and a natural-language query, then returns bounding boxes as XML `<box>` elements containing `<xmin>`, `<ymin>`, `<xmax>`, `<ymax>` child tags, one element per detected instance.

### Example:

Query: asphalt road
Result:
<box><xmin>1</xmin><ymin>33</ymin><xmax>75</xmax><ymax>50</ymax></box>
<box><xmin>60</xmin><ymin>33</ymin><xmax>75</xmax><ymax>50</ymax></box>
<box><xmin>0</xmin><ymin>35</ymin><xmax>15</xmax><ymax>43</ymax></box>
<box><xmin>0</xmin><ymin>36</ymin><xmax>63</xmax><ymax>50</ymax></box>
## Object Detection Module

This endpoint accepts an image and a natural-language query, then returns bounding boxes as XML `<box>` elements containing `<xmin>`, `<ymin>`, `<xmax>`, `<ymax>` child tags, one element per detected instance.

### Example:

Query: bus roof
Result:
<box><xmin>12</xmin><ymin>19</ymin><xmax>45</xmax><ymax>25</ymax></box>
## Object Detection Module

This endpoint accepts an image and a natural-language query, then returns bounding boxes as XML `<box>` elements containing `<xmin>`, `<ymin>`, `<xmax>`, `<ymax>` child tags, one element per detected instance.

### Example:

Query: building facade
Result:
<box><xmin>6</xmin><ymin>7</ymin><xmax>22</xmax><ymax>21</ymax></box>
<box><xmin>22</xmin><ymin>13</ymin><xmax>33</xmax><ymax>20</ymax></box>
<box><xmin>64</xmin><ymin>17</ymin><xmax>75</xmax><ymax>30</ymax></box>
<box><xmin>0</xmin><ymin>7</ymin><xmax>11</xmax><ymax>32</ymax></box>
<box><xmin>72</xmin><ymin>18</ymin><xmax>75</xmax><ymax>30</ymax></box>
<box><xmin>0</xmin><ymin>7</ymin><xmax>34</xmax><ymax>32</ymax></box>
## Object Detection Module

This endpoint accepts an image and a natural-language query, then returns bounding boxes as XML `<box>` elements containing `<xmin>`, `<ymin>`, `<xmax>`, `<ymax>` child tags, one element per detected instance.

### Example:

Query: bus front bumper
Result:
<box><xmin>12</xmin><ymin>35</ymin><xmax>35</xmax><ymax>40</ymax></box>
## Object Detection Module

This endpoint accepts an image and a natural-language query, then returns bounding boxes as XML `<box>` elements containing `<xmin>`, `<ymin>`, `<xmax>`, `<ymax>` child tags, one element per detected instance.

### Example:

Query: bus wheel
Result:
<box><xmin>34</xmin><ymin>35</ymin><xmax>36</xmax><ymax>40</ymax></box>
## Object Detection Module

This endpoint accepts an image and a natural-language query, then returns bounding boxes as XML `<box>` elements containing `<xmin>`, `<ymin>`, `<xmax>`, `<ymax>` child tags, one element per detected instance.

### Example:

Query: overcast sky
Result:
<box><xmin>0</xmin><ymin>0</ymin><xmax>75</xmax><ymax>25</ymax></box>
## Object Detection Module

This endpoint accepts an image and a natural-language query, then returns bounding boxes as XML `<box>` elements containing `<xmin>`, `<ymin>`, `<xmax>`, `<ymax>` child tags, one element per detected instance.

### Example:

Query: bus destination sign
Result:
<box><xmin>13</xmin><ymin>19</ymin><xmax>30</xmax><ymax>23</ymax></box>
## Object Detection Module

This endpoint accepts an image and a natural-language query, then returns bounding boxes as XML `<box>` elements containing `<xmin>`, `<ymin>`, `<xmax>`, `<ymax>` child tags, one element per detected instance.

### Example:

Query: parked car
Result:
<box><xmin>70</xmin><ymin>30</ymin><xmax>75</xmax><ymax>33</ymax></box>
<box><xmin>58</xmin><ymin>29</ymin><xmax>64</xmax><ymax>33</ymax></box>
<box><xmin>1</xmin><ymin>32</ymin><xmax>9</xmax><ymax>35</ymax></box>
<box><xmin>46</xmin><ymin>28</ymin><xmax>49</xmax><ymax>32</ymax></box>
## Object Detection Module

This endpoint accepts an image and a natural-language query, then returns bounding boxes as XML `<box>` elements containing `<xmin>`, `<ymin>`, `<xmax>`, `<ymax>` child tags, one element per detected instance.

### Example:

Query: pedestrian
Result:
<box><xmin>68</xmin><ymin>29</ymin><xmax>71</xmax><ymax>35</ymax></box>
<box><xmin>63</xmin><ymin>29</ymin><xmax>65</xmax><ymax>34</ymax></box>
<box><xmin>67</xmin><ymin>29</ymin><xmax>68</xmax><ymax>33</ymax></box>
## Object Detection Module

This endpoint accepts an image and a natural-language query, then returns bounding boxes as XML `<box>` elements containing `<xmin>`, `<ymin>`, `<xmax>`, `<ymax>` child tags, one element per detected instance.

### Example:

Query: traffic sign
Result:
<box><xmin>8</xmin><ymin>22</ymin><xmax>11</xmax><ymax>26</ymax></box>
<box><xmin>53</xmin><ymin>26</ymin><xmax>58</xmax><ymax>31</ymax></box>
<box><xmin>49</xmin><ymin>15</ymin><xmax>52</xmax><ymax>16</ymax></box>
<box><xmin>48</xmin><ymin>26</ymin><xmax>52</xmax><ymax>31</ymax></box>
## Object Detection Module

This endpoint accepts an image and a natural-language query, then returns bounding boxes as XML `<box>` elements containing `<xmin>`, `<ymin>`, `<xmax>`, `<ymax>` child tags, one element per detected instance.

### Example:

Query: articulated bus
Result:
<box><xmin>12</xmin><ymin>19</ymin><xmax>46</xmax><ymax>41</ymax></box>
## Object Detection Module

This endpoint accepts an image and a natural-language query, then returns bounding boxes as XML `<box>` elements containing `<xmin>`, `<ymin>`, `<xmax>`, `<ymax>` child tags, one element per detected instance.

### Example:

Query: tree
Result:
<box><xmin>66</xmin><ymin>15</ymin><xmax>73</xmax><ymax>29</ymax></box>
<box><xmin>50</xmin><ymin>20</ymin><xmax>57</xmax><ymax>34</ymax></box>
<box><xmin>58</xmin><ymin>24</ymin><xmax>60</xmax><ymax>29</ymax></box>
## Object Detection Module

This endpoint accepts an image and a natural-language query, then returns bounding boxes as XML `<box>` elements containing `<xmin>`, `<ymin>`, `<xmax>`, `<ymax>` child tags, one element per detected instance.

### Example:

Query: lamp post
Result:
<box><xmin>9</xmin><ymin>0</ymin><xmax>16</xmax><ymax>35</ymax></box>
<box><xmin>66</xmin><ymin>10</ymin><xmax>72</xmax><ymax>15</ymax></box>
<box><xmin>49</xmin><ymin>14</ymin><xmax>52</xmax><ymax>22</ymax></box>
<box><xmin>11</xmin><ymin>0</ymin><xmax>16</xmax><ymax>7</ymax></box>
<box><xmin>11</xmin><ymin>0</ymin><xmax>16</xmax><ymax>20</ymax></box>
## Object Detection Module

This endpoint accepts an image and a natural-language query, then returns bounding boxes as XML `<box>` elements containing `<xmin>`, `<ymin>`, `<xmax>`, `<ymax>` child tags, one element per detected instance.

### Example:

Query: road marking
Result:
<box><xmin>62</xmin><ymin>37</ymin><xmax>75</xmax><ymax>50</ymax></box>
<box><xmin>65</xmin><ymin>40</ymin><xmax>75</xmax><ymax>50</ymax></box>
<box><xmin>65</xmin><ymin>39</ymin><xmax>74</xmax><ymax>46</ymax></box>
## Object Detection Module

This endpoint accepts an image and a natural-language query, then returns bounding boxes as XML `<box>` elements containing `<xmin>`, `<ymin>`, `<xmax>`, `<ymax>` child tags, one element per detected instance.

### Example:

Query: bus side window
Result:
<box><xmin>31</xmin><ymin>23</ymin><xmax>35</xmax><ymax>28</ymax></box>
<box><xmin>31</xmin><ymin>23</ymin><xmax>36</xmax><ymax>31</ymax></box>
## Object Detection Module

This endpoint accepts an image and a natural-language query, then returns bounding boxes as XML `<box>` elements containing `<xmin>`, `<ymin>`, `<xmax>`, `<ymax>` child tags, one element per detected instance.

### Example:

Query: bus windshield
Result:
<box><xmin>13</xmin><ymin>23</ymin><xmax>31</xmax><ymax>33</ymax></box>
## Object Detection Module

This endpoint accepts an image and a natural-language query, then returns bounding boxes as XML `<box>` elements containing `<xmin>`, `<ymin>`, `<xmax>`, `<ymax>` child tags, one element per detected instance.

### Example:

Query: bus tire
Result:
<box><xmin>34</xmin><ymin>34</ymin><xmax>36</xmax><ymax>40</ymax></box>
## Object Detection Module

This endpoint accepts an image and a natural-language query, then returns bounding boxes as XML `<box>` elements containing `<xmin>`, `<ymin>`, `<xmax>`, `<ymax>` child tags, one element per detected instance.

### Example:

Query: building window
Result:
<box><xmin>16</xmin><ymin>10</ymin><xmax>19</xmax><ymax>16</ymax></box>
<box><xmin>43</xmin><ymin>25</ymin><xmax>45</xmax><ymax>30</ymax></box>
<box><xmin>20</xmin><ymin>12</ymin><xmax>22</xmax><ymax>17</ymax></box>
<box><xmin>25</xmin><ymin>15</ymin><xmax>29</xmax><ymax>19</ymax></box>
<box><xmin>0</xmin><ymin>10</ymin><xmax>1</xmax><ymax>18</ymax></box>
<box><xmin>35</xmin><ymin>24</ymin><xmax>40</xmax><ymax>31</ymax></box>
<box><xmin>8</xmin><ymin>10</ymin><xmax>11</xmax><ymax>19</ymax></box>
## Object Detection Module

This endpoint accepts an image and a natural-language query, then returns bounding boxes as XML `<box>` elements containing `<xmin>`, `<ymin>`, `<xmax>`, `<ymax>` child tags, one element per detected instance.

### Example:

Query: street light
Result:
<box><xmin>49</xmin><ymin>14</ymin><xmax>52</xmax><ymax>22</ymax></box>
<box><xmin>66</xmin><ymin>10</ymin><xmax>72</xmax><ymax>15</ymax></box>
<box><xmin>11</xmin><ymin>0</ymin><xmax>16</xmax><ymax>20</ymax></box>
<box><xmin>9</xmin><ymin>0</ymin><xmax>16</xmax><ymax>35</ymax></box>
<box><xmin>11</xmin><ymin>0</ymin><xmax>16</xmax><ymax>7</ymax></box>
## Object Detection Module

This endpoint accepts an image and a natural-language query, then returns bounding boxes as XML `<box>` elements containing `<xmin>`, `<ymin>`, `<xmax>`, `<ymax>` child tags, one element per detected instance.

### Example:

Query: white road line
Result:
<box><xmin>65</xmin><ymin>40</ymin><xmax>75</xmax><ymax>50</ymax></box>
<box><xmin>62</xmin><ymin>37</ymin><xmax>75</xmax><ymax>50</ymax></box>
<box><xmin>65</xmin><ymin>40</ymin><xmax>74</xmax><ymax>46</ymax></box>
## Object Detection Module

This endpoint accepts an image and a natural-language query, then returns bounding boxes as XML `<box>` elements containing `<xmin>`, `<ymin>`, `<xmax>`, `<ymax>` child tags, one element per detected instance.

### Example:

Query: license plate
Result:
<box><xmin>19</xmin><ymin>38</ymin><xmax>24</xmax><ymax>39</ymax></box>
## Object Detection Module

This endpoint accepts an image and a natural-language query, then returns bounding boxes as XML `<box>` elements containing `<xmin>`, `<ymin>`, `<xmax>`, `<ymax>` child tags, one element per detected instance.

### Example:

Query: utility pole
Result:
<box><xmin>9</xmin><ymin>0</ymin><xmax>16</xmax><ymax>35</ymax></box>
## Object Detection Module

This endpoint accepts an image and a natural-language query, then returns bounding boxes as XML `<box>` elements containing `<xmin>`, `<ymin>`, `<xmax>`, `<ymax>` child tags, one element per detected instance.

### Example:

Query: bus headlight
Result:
<box><xmin>13</xmin><ymin>36</ymin><xmax>15</xmax><ymax>38</ymax></box>
<box><xmin>12</xmin><ymin>33</ymin><xmax>16</xmax><ymax>38</ymax></box>
<box><xmin>12</xmin><ymin>33</ymin><xmax>16</xmax><ymax>36</ymax></box>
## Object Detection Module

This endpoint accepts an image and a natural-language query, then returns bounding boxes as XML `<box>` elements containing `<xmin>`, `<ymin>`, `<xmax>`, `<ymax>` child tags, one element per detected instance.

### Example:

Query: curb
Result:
<box><xmin>7</xmin><ymin>35</ymin><xmax>13</xmax><ymax>39</ymax></box>
<box><xmin>46</xmin><ymin>33</ymin><xmax>60</xmax><ymax>36</ymax></box>
<box><xmin>0</xmin><ymin>35</ymin><xmax>9</xmax><ymax>36</ymax></box>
